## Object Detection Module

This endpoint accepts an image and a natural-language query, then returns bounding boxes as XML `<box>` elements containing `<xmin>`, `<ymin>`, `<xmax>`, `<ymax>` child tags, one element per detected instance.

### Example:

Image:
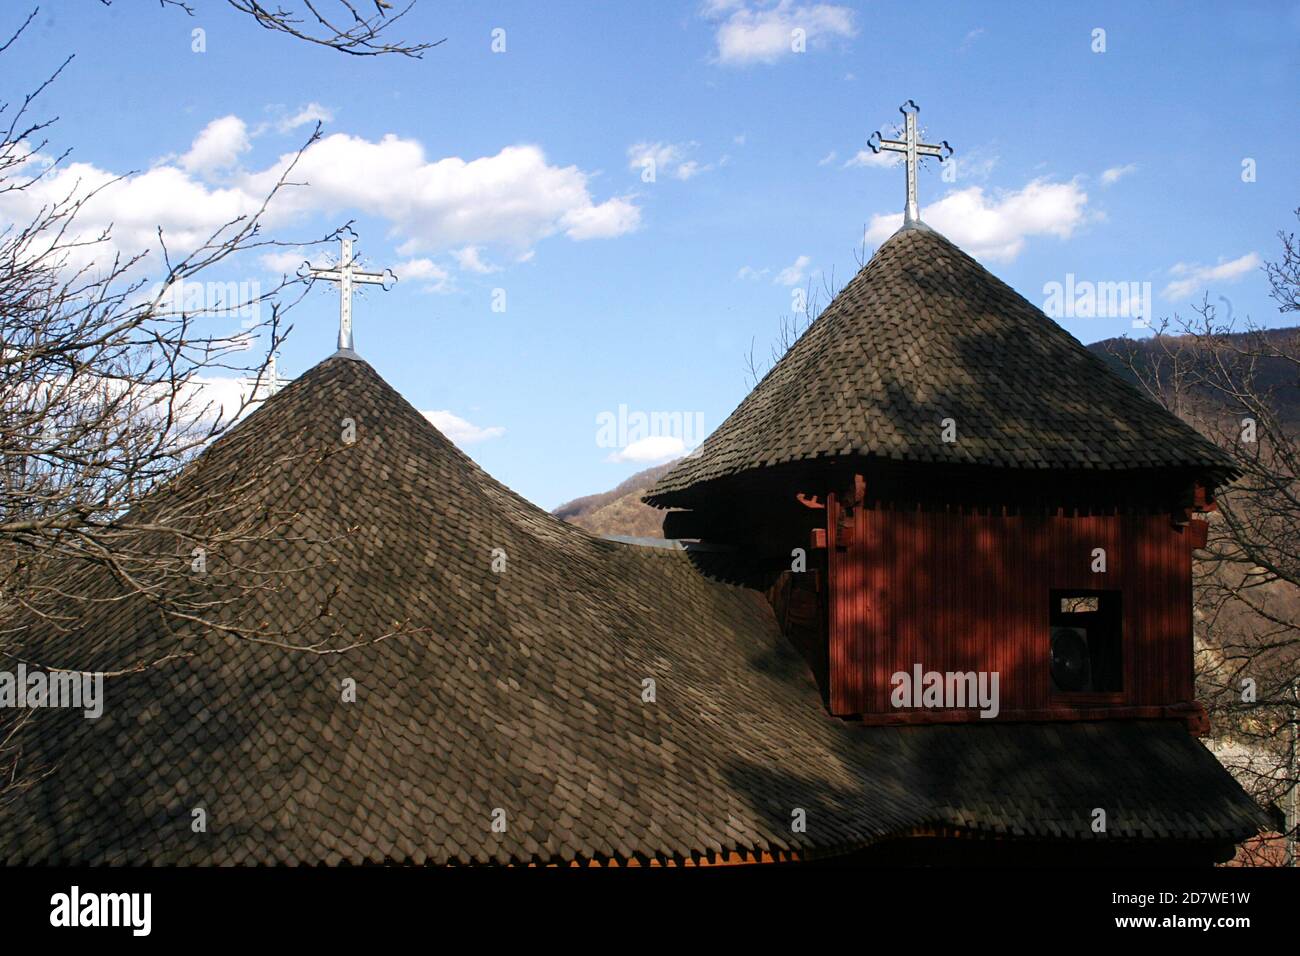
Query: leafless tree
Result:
<box><xmin>0</xmin><ymin>6</ymin><xmax>434</xmax><ymax>805</ymax></box>
<box><xmin>114</xmin><ymin>0</ymin><xmax>443</xmax><ymax>57</ymax></box>
<box><xmin>1</xmin><ymin>3</ymin><xmax>315</xmax><ymax>634</ymax></box>
<box><xmin>1109</xmin><ymin>209</ymin><xmax>1300</xmax><ymax>864</ymax></box>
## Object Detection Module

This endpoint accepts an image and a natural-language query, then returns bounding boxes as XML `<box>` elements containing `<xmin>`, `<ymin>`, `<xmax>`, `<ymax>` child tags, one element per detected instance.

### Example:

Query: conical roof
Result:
<box><xmin>0</xmin><ymin>355</ymin><xmax>1263</xmax><ymax>864</ymax></box>
<box><xmin>648</xmin><ymin>224</ymin><xmax>1235</xmax><ymax>507</ymax></box>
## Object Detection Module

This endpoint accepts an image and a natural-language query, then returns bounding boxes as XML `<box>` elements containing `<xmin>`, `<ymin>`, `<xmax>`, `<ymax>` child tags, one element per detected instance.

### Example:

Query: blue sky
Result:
<box><xmin>6</xmin><ymin>1</ymin><xmax>1298</xmax><ymax>508</ymax></box>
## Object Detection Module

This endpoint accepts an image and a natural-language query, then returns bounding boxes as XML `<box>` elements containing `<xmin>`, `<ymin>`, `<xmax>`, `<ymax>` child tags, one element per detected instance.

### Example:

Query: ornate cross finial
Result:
<box><xmin>299</xmin><ymin>228</ymin><xmax>396</xmax><ymax>357</ymax></box>
<box><xmin>867</xmin><ymin>100</ymin><xmax>953</xmax><ymax>225</ymax></box>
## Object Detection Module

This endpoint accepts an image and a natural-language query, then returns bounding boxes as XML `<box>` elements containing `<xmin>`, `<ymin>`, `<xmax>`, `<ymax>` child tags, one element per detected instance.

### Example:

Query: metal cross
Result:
<box><xmin>262</xmin><ymin>352</ymin><xmax>283</xmax><ymax>398</ymax></box>
<box><xmin>300</xmin><ymin>229</ymin><xmax>396</xmax><ymax>356</ymax></box>
<box><xmin>868</xmin><ymin>100</ymin><xmax>953</xmax><ymax>225</ymax></box>
<box><xmin>245</xmin><ymin>351</ymin><xmax>285</xmax><ymax>403</ymax></box>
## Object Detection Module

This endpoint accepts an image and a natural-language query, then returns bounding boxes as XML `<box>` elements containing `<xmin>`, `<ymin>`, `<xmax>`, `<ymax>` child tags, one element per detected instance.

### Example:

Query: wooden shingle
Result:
<box><xmin>0</xmin><ymin>355</ymin><xmax>1263</xmax><ymax>864</ymax></box>
<box><xmin>648</xmin><ymin>223</ymin><xmax>1236</xmax><ymax>507</ymax></box>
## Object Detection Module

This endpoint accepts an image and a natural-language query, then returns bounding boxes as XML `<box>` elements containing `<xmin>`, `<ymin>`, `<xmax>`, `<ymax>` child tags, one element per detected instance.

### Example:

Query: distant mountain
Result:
<box><xmin>554</xmin><ymin>328</ymin><xmax>1299</xmax><ymax>539</ymax></box>
<box><xmin>1087</xmin><ymin>327</ymin><xmax>1300</xmax><ymax>426</ymax></box>
<box><xmin>551</xmin><ymin>461</ymin><xmax>678</xmax><ymax>538</ymax></box>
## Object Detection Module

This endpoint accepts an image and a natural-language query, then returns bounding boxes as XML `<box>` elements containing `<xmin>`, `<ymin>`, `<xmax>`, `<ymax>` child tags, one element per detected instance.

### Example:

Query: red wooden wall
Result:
<box><xmin>826</xmin><ymin>493</ymin><xmax>1201</xmax><ymax>725</ymax></box>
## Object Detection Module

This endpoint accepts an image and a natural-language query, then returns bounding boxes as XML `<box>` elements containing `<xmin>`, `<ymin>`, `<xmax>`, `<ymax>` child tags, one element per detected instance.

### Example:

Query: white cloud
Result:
<box><xmin>260</xmin><ymin>249</ymin><xmax>308</xmax><ymax>273</ymax></box>
<box><xmin>451</xmin><ymin>245</ymin><xmax>497</xmax><ymax>273</ymax></box>
<box><xmin>1101</xmin><ymin>163</ymin><xmax>1137</xmax><ymax>185</ymax></box>
<box><xmin>605</xmin><ymin>435</ymin><xmax>686</xmax><ymax>464</ymax></box>
<box><xmin>421</xmin><ymin>409</ymin><xmax>505</xmax><ymax>445</ymax></box>
<box><xmin>277</xmin><ymin>102</ymin><xmax>334</xmax><ymax>132</ymax></box>
<box><xmin>628</xmin><ymin>141</ymin><xmax>685</xmax><ymax>173</ymax></box>
<box><xmin>1162</xmin><ymin>252</ymin><xmax>1261</xmax><ymax>300</ymax></box>
<box><xmin>398</xmin><ymin>257</ymin><xmax>453</xmax><ymax>293</ymax></box>
<box><xmin>947</xmin><ymin>146</ymin><xmax>999</xmax><ymax>183</ymax></box>
<box><xmin>182</xmin><ymin>371</ymin><xmax>272</xmax><ymax>423</ymax></box>
<box><xmin>737</xmin><ymin>264</ymin><xmax>769</xmax><ymax>280</ymax></box>
<box><xmin>561</xmin><ymin>196</ymin><xmax>641</xmax><ymax>240</ymax></box>
<box><xmin>845</xmin><ymin>147</ymin><xmax>900</xmax><ymax>169</ymax></box>
<box><xmin>0</xmin><ymin>121</ymin><xmax>640</xmax><ymax>279</ymax></box>
<box><xmin>250</xmin><ymin>135</ymin><xmax>640</xmax><ymax>252</ymax></box>
<box><xmin>626</xmin><ymin>140</ymin><xmax>714</xmax><ymax>181</ymax></box>
<box><xmin>865</xmin><ymin>179</ymin><xmax>1090</xmax><ymax>263</ymax></box>
<box><xmin>709</xmin><ymin>1</ymin><xmax>857</xmax><ymax>66</ymax></box>
<box><xmin>144</xmin><ymin>361</ymin><xmax>288</xmax><ymax>433</ymax></box>
<box><xmin>180</xmin><ymin>115</ymin><xmax>251</xmax><ymax>176</ymax></box>
<box><xmin>674</xmin><ymin>159</ymin><xmax>709</xmax><ymax>180</ymax></box>
<box><xmin>817</xmin><ymin>150</ymin><xmax>838</xmax><ymax>166</ymax></box>
<box><xmin>774</xmin><ymin>254</ymin><xmax>811</xmax><ymax>286</ymax></box>
<box><xmin>0</xmin><ymin>155</ymin><xmax>255</xmax><ymax>273</ymax></box>
<box><xmin>12</xmin><ymin>364</ymin><xmax>283</xmax><ymax>461</ymax></box>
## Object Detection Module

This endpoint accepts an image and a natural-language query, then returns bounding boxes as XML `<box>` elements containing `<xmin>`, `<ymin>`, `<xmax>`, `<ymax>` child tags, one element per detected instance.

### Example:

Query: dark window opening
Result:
<box><xmin>1049</xmin><ymin>589</ymin><xmax>1122</xmax><ymax>693</ymax></box>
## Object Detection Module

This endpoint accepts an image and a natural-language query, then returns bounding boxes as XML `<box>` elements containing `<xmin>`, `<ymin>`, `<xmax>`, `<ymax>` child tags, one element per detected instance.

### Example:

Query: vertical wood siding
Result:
<box><xmin>828</xmin><ymin>506</ymin><xmax>1195</xmax><ymax>720</ymax></box>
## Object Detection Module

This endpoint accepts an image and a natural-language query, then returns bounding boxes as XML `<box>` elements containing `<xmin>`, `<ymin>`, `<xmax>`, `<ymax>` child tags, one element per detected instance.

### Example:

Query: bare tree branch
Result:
<box><xmin>1107</xmin><ymin>209</ymin><xmax>1300</xmax><ymax>862</ymax></box>
<box><xmin>105</xmin><ymin>0</ymin><xmax>445</xmax><ymax>57</ymax></box>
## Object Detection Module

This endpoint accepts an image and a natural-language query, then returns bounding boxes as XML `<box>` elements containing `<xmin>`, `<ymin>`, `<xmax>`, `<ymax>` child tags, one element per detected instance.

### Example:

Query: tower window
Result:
<box><xmin>1049</xmin><ymin>590</ymin><xmax>1122</xmax><ymax>693</ymax></box>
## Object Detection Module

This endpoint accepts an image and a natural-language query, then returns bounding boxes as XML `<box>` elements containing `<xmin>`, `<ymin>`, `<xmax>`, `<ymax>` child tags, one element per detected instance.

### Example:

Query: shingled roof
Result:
<box><xmin>647</xmin><ymin>223</ymin><xmax>1237</xmax><ymax>507</ymax></box>
<box><xmin>0</xmin><ymin>356</ymin><xmax>1262</xmax><ymax>864</ymax></box>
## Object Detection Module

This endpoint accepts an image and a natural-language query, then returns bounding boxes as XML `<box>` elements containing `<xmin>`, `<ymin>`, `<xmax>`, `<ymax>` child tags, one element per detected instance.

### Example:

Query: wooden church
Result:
<box><xmin>0</xmin><ymin>105</ymin><xmax>1266</xmax><ymax>867</ymax></box>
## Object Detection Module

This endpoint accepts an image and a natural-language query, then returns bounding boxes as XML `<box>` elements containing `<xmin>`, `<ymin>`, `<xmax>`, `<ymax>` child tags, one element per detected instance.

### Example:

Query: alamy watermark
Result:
<box><xmin>0</xmin><ymin>664</ymin><xmax>104</xmax><ymax>719</ymax></box>
<box><xmin>596</xmin><ymin>404</ymin><xmax>705</xmax><ymax>461</ymax></box>
<box><xmin>151</xmin><ymin>277</ymin><xmax>262</xmax><ymax>329</ymax></box>
<box><xmin>50</xmin><ymin>886</ymin><xmax>150</xmax><ymax>936</ymax></box>
<box><xmin>1042</xmin><ymin>274</ymin><xmax>1152</xmax><ymax>328</ymax></box>
<box><xmin>890</xmin><ymin>663</ymin><xmax>1000</xmax><ymax>718</ymax></box>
